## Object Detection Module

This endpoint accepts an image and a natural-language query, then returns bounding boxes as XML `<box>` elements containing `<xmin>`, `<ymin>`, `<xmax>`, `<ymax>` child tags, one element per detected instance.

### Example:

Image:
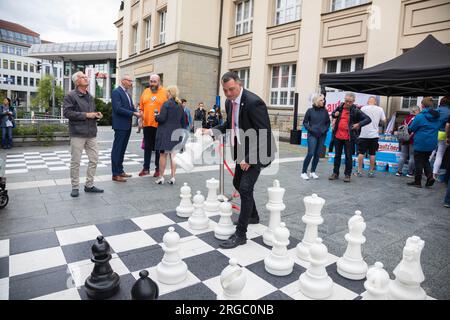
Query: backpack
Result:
<box><xmin>397</xmin><ymin>118</ymin><xmax>413</xmax><ymax>143</ymax></box>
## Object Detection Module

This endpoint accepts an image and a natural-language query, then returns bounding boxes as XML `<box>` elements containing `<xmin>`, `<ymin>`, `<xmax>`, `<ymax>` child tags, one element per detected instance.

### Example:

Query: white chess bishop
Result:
<box><xmin>388</xmin><ymin>236</ymin><xmax>427</xmax><ymax>300</ymax></box>
<box><xmin>156</xmin><ymin>227</ymin><xmax>188</xmax><ymax>285</ymax></box>
<box><xmin>176</xmin><ymin>183</ymin><xmax>194</xmax><ymax>218</ymax></box>
<box><xmin>218</xmin><ymin>258</ymin><xmax>247</xmax><ymax>300</ymax></box>
<box><xmin>296</xmin><ymin>194</ymin><xmax>325</xmax><ymax>262</ymax></box>
<box><xmin>264</xmin><ymin>222</ymin><xmax>294</xmax><ymax>276</ymax></box>
<box><xmin>175</xmin><ymin>131</ymin><xmax>214</xmax><ymax>173</ymax></box>
<box><xmin>336</xmin><ymin>211</ymin><xmax>368</xmax><ymax>280</ymax></box>
<box><xmin>263</xmin><ymin>180</ymin><xmax>285</xmax><ymax>246</ymax></box>
<box><xmin>361</xmin><ymin>262</ymin><xmax>390</xmax><ymax>300</ymax></box>
<box><xmin>188</xmin><ymin>191</ymin><xmax>210</xmax><ymax>230</ymax></box>
<box><xmin>214</xmin><ymin>199</ymin><xmax>236</xmax><ymax>240</ymax></box>
<box><xmin>298</xmin><ymin>238</ymin><xmax>334</xmax><ymax>300</ymax></box>
<box><xmin>203</xmin><ymin>178</ymin><xmax>221</xmax><ymax>216</ymax></box>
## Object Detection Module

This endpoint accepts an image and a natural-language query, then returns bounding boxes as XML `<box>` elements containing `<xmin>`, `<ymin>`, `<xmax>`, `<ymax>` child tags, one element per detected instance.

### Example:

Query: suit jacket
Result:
<box><xmin>213</xmin><ymin>89</ymin><xmax>276</xmax><ymax>167</ymax></box>
<box><xmin>112</xmin><ymin>87</ymin><xmax>135</xmax><ymax>131</ymax></box>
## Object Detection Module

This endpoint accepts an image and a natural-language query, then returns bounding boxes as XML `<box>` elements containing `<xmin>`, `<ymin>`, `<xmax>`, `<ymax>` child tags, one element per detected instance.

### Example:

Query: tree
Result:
<box><xmin>32</xmin><ymin>75</ymin><xmax>64</xmax><ymax>112</ymax></box>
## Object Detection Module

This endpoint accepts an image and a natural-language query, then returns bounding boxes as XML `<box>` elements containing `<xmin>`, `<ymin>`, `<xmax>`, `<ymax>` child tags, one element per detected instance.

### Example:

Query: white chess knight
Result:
<box><xmin>156</xmin><ymin>227</ymin><xmax>188</xmax><ymax>285</ymax></box>
<box><xmin>175</xmin><ymin>131</ymin><xmax>214</xmax><ymax>173</ymax></box>
<box><xmin>218</xmin><ymin>258</ymin><xmax>247</xmax><ymax>300</ymax></box>
<box><xmin>361</xmin><ymin>262</ymin><xmax>390</xmax><ymax>300</ymax></box>
<box><xmin>299</xmin><ymin>238</ymin><xmax>334</xmax><ymax>299</ymax></box>
<box><xmin>176</xmin><ymin>183</ymin><xmax>194</xmax><ymax>218</ymax></box>
<box><xmin>188</xmin><ymin>191</ymin><xmax>210</xmax><ymax>230</ymax></box>
<box><xmin>388</xmin><ymin>236</ymin><xmax>426</xmax><ymax>300</ymax></box>
<box><xmin>336</xmin><ymin>211</ymin><xmax>368</xmax><ymax>280</ymax></box>
<box><xmin>296</xmin><ymin>194</ymin><xmax>325</xmax><ymax>262</ymax></box>
<box><xmin>214</xmin><ymin>199</ymin><xmax>236</xmax><ymax>240</ymax></box>
<box><xmin>264</xmin><ymin>222</ymin><xmax>294</xmax><ymax>276</ymax></box>
<box><xmin>263</xmin><ymin>180</ymin><xmax>286</xmax><ymax>246</ymax></box>
<box><xmin>204</xmin><ymin>178</ymin><xmax>221</xmax><ymax>216</ymax></box>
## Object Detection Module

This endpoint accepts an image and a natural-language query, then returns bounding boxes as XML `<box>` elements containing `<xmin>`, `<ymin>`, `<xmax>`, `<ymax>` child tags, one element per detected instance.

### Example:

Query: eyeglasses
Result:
<box><xmin>79</xmin><ymin>76</ymin><xmax>88</xmax><ymax>79</ymax></box>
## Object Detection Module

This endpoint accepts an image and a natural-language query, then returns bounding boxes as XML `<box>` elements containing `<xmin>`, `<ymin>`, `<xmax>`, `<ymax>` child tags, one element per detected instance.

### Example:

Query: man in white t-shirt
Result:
<box><xmin>355</xmin><ymin>97</ymin><xmax>386</xmax><ymax>177</ymax></box>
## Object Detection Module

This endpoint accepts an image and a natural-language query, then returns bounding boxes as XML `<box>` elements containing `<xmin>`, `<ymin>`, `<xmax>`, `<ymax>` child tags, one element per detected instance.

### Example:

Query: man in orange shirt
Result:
<box><xmin>139</xmin><ymin>74</ymin><xmax>167</xmax><ymax>177</ymax></box>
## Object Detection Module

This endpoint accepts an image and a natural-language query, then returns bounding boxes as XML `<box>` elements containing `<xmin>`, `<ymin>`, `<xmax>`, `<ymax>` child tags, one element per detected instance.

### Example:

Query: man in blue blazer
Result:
<box><xmin>111</xmin><ymin>75</ymin><xmax>141</xmax><ymax>182</ymax></box>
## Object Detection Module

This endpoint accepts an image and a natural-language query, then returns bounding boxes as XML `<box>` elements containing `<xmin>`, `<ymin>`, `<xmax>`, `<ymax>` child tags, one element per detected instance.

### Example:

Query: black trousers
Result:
<box><xmin>233</xmin><ymin>164</ymin><xmax>261</xmax><ymax>237</ymax></box>
<box><xmin>333</xmin><ymin>138</ymin><xmax>353</xmax><ymax>177</ymax></box>
<box><xmin>143</xmin><ymin>126</ymin><xmax>160</xmax><ymax>171</ymax></box>
<box><xmin>414</xmin><ymin>151</ymin><xmax>432</xmax><ymax>183</ymax></box>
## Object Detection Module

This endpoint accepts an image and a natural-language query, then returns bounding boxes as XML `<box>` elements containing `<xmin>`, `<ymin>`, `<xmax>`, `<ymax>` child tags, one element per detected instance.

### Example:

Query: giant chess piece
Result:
<box><xmin>263</xmin><ymin>180</ymin><xmax>286</xmax><ymax>246</ymax></box>
<box><xmin>218</xmin><ymin>258</ymin><xmax>246</xmax><ymax>300</ymax></box>
<box><xmin>176</xmin><ymin>183</ymin><xmax>194</xmax><ymax>218</ymax></box>
<box><xmin>361</xmin><ymin>262</ymin><xmax>390</xmax><ymax>300</ymax></box>
<box><xmin>336</xmin><ymin>211</ymin><xmax>368</xmax><ymax>280</ymax></box>
<box><xmin>296</xmin><ymin>194</ymin><xmax>325</xmax><ymax>262</ymax></box>
<box><xmin>175</xmin><ymin>131</ymin><xmax>214</xmax><ymax>172</ymax></box>
<box><xmin>388</xmin><ymin>236</ymin><xmax>426</xmax><ymax>300</ymax></box>
<box><xmin>131</xmin><ymin>270</ymin><xmax>159</xmax><ymax>300</ymax></box>
<box><xmin>264</xmin><ymin>222</ymin><xmax>294</xmax><ymax>276</ymax></box>
<box><xmin>156</xmin><ymin>227</ymin><xmax>188</xmax><ymax>285</ymax></box>
<box><xmin>84</xmin><ymin>235</ymin><xmax>120</xmax><ymax>300</ymax></box>
<box><xmin>214</xmin><ymin>199</ymin><xmax>236</xmax><ymax>240</ymax></box>
<box><xmin>204</xmin><ymin>178</ymin><xmax>221</xmax><ymax>216</ymax></box>
<box><xmin>299</xmin><ymin>238</ymin><xmax>334</xmax><ymax>299</ymax></box>
<box><xmin>188</xmin><ymin>191</ymin><xmax>210</xmax><ymax>230</ymax></box>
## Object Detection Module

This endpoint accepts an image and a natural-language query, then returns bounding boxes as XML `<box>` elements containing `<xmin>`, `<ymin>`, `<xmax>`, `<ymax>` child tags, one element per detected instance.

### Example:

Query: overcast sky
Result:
<box><xmin>0</xmin><ymin>0</ymin><xmax>121</xmax><ymax>43</ymax></box>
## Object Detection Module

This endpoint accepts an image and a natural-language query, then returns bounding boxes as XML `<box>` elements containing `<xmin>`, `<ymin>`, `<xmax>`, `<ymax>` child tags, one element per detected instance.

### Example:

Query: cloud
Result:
<box><xmin>0</xmin><ymin>0</ymin><xmax>121</xmax><ymax>42</ymax></box>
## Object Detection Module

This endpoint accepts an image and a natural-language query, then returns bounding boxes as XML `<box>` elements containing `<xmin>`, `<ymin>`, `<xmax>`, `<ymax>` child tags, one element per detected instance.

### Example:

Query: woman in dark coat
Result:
<box><xmin>1</xmin><ymin>98</ymin><xmax>16</xmax><ymax>149</ymax></box>
<box><xmin>155</xmin><ymin>86</ymin><xmax>186</xmax><ymax>185</ymax></box>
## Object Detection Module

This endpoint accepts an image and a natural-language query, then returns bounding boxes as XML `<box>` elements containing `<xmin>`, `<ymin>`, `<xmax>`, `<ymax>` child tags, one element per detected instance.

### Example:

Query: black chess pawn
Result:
<box><xmin>131</xmin><ymin>270</ymin><xmax>159</xmax><ymax>300</ymax></box>
<box><xmin>84</xmin><ymin>235</ymin><xmax>120</xmax><ymax>300</ymax></box>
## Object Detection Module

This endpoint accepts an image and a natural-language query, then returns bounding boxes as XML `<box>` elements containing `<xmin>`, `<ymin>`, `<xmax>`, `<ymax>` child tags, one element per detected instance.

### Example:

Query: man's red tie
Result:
<box><xmin>231</xmin><ymin>101</ymin><xmax>237</xmax><ymax>147</ymax></box>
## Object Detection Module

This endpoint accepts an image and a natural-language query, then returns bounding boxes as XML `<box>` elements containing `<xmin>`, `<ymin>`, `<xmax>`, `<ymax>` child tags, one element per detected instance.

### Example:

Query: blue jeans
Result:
<box><xmin>111</xmin><ymin>129</ymin><xmax>131</xmax><ymax>176</ymax></box>
<box><xmin>302</xmin><ymin>134</ymin><xmax>325</xmax><ymax>174</ymax></box>
<box><xmin>2</xmin><ymin>127</ymin><xmax>13</xmax><ymax>148</ymax></box>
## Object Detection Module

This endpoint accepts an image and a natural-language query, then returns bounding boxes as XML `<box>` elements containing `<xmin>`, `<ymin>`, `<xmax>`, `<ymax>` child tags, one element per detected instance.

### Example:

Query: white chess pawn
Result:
<box><xmin>176</xmin><ymin>183</ymin><xmax>194</xmax><ymax>218</ymax></box>
<box><xmin>214</xmin><ymin>199</ymin><xmax>236</xmax><ymax>240</ymax></box>
<box><xmin>336</xmin><ymin>211</ymin><xmax>368</xmax><ymax>280</ymax></box>
<box><xmin>156</xmin><ymin>227</ymin><xmax>188</xmax><ymax>285</ymax></box>
<box><xmin>263</xmin><ymin>180</ymin><xmax>286</xmax><ymax>246</ymax></box>
<box><xmin>218</xmin><ymin>258</ymin><xmax>246</xmax><ymax>300</ymax></box>
<box><xmin>361</xmin><ymin>262</ymin><xmax>390</xmax><ymax>300</ymax></box>
<box><xmin>264</xmin><ymin>222</ymin><xmax>294</xmax><ymax>276</ymax></box>
<box><xmin>388</xmin><ymin>236</ymin><xmax>426</xmax><ymax>300</ymax></box>
<box><xmin>188</xmin><ymin>191</ymin><xmax>210</xmax><ymax>230</ymax></box>
<box><xmin>204</xmin><ymin>178</ymin><xmax>221</xmax><ymax>216</ymax></box>
<box><xmin>296</xmin><ymin>194</ymin><xmax>325</xmax><ymax>262</ymax></box>
<box><xmin>299</xmin><ymin>238</ymin><xmax>334</xmax><ymax>299</ymax></box>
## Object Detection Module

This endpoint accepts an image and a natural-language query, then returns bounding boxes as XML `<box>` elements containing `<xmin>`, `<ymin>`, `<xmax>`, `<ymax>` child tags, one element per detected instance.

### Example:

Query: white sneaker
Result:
<box><xmin>155</xmin><ymin>177</ymin><xmax>165</xmax><ymax>185</ymax></box>
<box><xmin>310</xmin><ymin>172</ymin><xmax>319</xmax><ymax>179</ymax></box>
<box><xmin>168</xmin><ymin>177</ymin><xmax>176</xmax><ymax>185</ymax></box>
<box><xmin>301</xmin><ymin>173</ymin><xmax>310</xmax><ymax>180</ymax></box>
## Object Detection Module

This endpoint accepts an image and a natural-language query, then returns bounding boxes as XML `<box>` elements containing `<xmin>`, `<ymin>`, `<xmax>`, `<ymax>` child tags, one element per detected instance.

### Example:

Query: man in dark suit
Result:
<box><xmin>111</xmin><ymin>75</ymin><xmax>141</xmax><ymax>182</ymax></box>
<box><xmin>204</xmin><ymin>72</ymin><xmax>276</xmax><ymax>249</ymax></box>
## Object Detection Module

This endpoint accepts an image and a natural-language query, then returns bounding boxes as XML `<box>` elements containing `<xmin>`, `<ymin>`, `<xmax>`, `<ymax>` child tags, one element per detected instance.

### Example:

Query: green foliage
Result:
<box><xmin>32</xmin><ymin>75</ymin><xmax>64</xmax><ymax>111</ymax></box>
<box><xmin>94</xmin><ymin>98</ymin><xmax>112</xmax><ymax>126</ymax></box>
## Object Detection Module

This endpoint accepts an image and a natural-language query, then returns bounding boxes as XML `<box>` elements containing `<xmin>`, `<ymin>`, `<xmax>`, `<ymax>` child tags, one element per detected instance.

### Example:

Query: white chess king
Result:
<box><xmin>263</xmin><ymin>180</ymin><xmax>286</xmax><ymax>246</ymax></box>
<box><xmin>176</xmin><ymin>183</ymin><xmax>194</xmax><ymax>218</ymax></box>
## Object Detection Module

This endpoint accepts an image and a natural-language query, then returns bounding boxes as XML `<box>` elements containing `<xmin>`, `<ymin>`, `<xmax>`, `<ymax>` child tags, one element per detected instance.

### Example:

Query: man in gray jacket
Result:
<box><xmin>63</xmin><ymin>71</ymin><xmax>104</xmax><ymax>197</ymax></box>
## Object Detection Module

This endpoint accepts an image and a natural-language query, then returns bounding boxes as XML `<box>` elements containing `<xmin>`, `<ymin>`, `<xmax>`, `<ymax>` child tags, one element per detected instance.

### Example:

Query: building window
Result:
<box><xmin>45</xmin><ymin>66</ymin><xmax>50</xmax><ymax>75</ymax></box>
<box><xmin>8</xmin><ymin>47</ymin><xmax>14</xmax><ymax>55</ymax></box>
<box><xmin>232</xmin><ymin>68</ymin><xmax>250</xmax><ymax>89</ymax></box>
<box><xmin>30</xmin><ymin>78</ymin><xmax>34</xmax><ymax>87</ymax></box>
<box><xmin>331</xmin><ymin>0</ymin><xmax>369</xmax><ymax>12</ymax></box>
<box><xmin>30</xmin><ymin>64</ymin><xmax>35</xmax><ymax>73</ymax></box>
<box><xmin>270</xmin><ymin>64</ymin><xmax>297</xmax><ymax>107</ymax></box>
<box><xmin>17</xmin><ymin>76</ymin><xmax>21</xmax><ymax>86</ymax></box>
<box><xmin>24</xmin><ymin>62</ymin><xmax>28</xmax><ymax>72</ymax></box>
<box><xmin>16</xmin><ymin>48</ymin><xmax>22</xmax><ymax>56</ymax></box>
<box><xmin>275</xmin><ymin>0</ymin><xmax>302</xmax><ymax>26</ymax></box>
<box><xmin>24</xmin><ymin>77</ymin><xmax>28</xmax><ymax>86</ymax></box>
<box><xmin>36</xmin><ymin>79</ymin><xmax>40</xmax><ymax>86</ymax></box>
<box><xmin>402</xmin><ymin>96</ymin><xmax>440</xmax><ymax>109</ymax></box>
<box><xmin>325</xmin><ymin>56</ymin><xmax>364</xmax><ymax>74</ymax></box>
<box><xmin>2</xmin><ymin>45</ymin><xmax>6</xmax><ymax>53</ymax></box>
<box><xmin>235</xmin><ymin>0</ymin><xmax>253</xmax><ymax>36</ymax></box>
<box><xmin>10</xmin><ymin>76</ymin><xmax>15</xmax><ymax>85</ymax></box>
<box><xmin>159</xmin><ymin>9</ymin><xmax>167</xmax><ymax>44</ymax></box>
<box><xmin>3</xmin><ymin>59</ymin><xmax>8</xmax><ymax>69</ymax></box>
<box><xmin>17</xmin><ymin>61</ymin><xmax>22</xmax><ymax>71</ymax></box>
<box><xmin>132</xmin><ymin>24</ymin><xmax>138</xmax><ymax>54</ymax></box>
<box><xmin>9</xmin><ymin>60</ymin><xmax>14</xmax><ymax>70</ymax></box>
<box><xmin>144</xmin><ymin>17</ymin><xmax>151</xmax><ymax>49</ymax></box>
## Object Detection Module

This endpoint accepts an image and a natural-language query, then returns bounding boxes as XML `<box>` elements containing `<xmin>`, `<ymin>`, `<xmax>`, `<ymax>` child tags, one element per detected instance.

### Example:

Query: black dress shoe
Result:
<box><xmin>425</xmin><ymin>178</ymin><xmax>435</xmax><ymax>188</ymax></box>
<box><xmin>219</xmin><ymin>234</ymin><xmax>247</xmax><ymax>249</ymax></box>
<box><xmin>233</xmin><ymin>217</ymin><xmax>260</xmax><ymax>226</ymax></box>
<box><xmin>84</xmin><ymin>186</ymin><xmax>104</xmax><ymax>193</ymax></box>
<box><xmin>71</xmin><ymin>189</ymin><xmax>79</xmax><ymax>198</ymax></box>
<box><xmin>407</xmin><ymin>181</ymin><xmax>422</xmax><ymax>188</ymax></box>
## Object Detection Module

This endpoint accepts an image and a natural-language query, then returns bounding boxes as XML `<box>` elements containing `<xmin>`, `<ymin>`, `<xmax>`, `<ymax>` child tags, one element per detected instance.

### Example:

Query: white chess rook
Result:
<box><xmin>176</xmin><ymin>183</ymin><xmax>194</xmax><ymax>218</ymax></box>
<box><xmin>264</xmin><ymin>222</ymin><xmax>294</xmax><ymax>276</ymax></box>
<box><xmin>263</xmin><ymin>180</ymin><xmax>285</xmax><ymax>246</ymax></box>
<box><xmin>219</xmin><ymin>258</ymin><xmax>246</xmax><ymax>300</ymax></box>
<box><xmin>296</xmin><ymin>194</ymin><xmax>325</xmax><ymax>262</ymax></box>
<box><xmin>204</xmin><ymin>178</ymin><xmax>221</xmax><ymax>216</ymax></box>
<box><xmin>299</xmin><ymin>238</ymin><xmax>334</xmax><ymax>299</ymax></box>
<box><xmin>361</xmin><ymin>262</ymin><xmax>390</xmax><ymax>300</ymax></box>
<box><xmin>188</xmin><ymin>191</ymin><xmax>210</xmax><ymax>230</ymax></box>
<box><xmin>336</xmin><ymin>211</ymin><xmax>368</xmax><ymax>280</ymax></box>
<box><xmin>214</xmin><ymin>199</ymin><xmax>236</xmax><ymax>240</ymax></box>
<box><xmin>156</xmin><ymin>227</ymin><xmax>188</xmax><ymax>285</ymax></box>
<box><xmin>388</xmin><ymin>236</ymin><xmax>426</xmax><ymax>300</ymax></box>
